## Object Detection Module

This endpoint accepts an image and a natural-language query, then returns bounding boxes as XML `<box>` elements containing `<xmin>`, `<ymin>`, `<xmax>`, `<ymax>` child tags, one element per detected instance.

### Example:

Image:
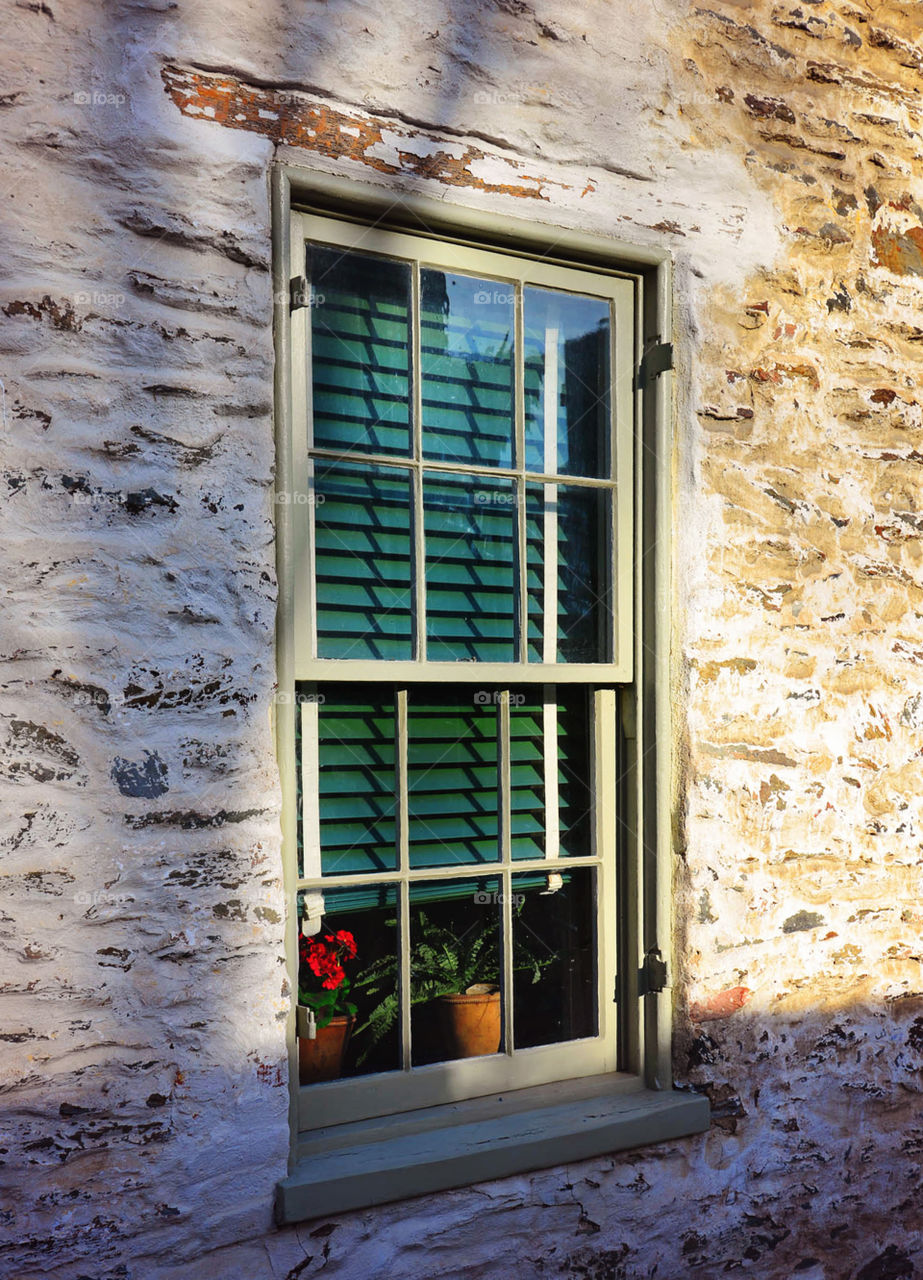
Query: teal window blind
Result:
<box><xmin>407</xmin><ymin>694</ymin><xmax>499</xmax><ymax>868</ymax></box>
<box><xmin>314</xmin><ymin>463</ymin><xmax>413</xmax><ymax>660</ymax></box>
<box><xmin>509</xmin><ymin>700</ymin><xmax>544</xmax><ymax>862</ymax></box>
<box><xmin>317</xmin><ymin>690</ymin><xmax>397</xmax><ymax>876</ymax></box>
<box><xmin>309</xmin><ymin>246</ymin><xmax>412</xmax><ymax>457</ymax></box>
<box><xmin>301</xmin><ymin>685</ymin><xmax>593</xmax><ymax>880</ymax></box>
<box><xmin>525</xmin><ymin>484</ymin><xmax>608</xmax><ymax>664</ymax></box>
<box><xmin>423</xmin><ymin>473</ymin><xmax>516</xmax><ymax>662</ymax></box>
<box><xmin>303</xmin><ymin>243</ymin><xmax>620</xmax><ymax>666</ymax></box>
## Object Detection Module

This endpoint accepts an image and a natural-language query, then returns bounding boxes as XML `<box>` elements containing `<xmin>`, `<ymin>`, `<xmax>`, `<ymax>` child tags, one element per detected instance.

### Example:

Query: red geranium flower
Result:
<box><xmin>329</xmin><ymin>929</ymin><xmax>357</xmax><ymax>960</ymax></box>
<box><xmin>300</xmin><ymin>929</ymin><xmax>357</xmax><ymax>995</ymax></box>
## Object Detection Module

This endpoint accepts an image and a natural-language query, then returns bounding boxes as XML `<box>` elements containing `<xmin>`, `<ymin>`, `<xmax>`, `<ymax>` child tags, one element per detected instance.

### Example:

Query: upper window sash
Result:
<box><xmin>288</xmin><ymin>211</ymin><xmax>635</xmax><ymax>682</ymax></box>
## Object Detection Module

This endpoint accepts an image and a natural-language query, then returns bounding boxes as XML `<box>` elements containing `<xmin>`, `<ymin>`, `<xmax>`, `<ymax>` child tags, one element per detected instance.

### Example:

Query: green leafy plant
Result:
<box><xmin>352</xmin><ymin>903</ymin><xmax>552</xmax><ymax>1061</ymax></box>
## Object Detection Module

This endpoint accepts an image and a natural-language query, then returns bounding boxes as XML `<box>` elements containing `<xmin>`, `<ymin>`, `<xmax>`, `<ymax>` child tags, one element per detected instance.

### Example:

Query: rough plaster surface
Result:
<box><xmin>2</xmin><ymin>0</ymin><xmax>923</xmax><ymax>1277</ymax></box>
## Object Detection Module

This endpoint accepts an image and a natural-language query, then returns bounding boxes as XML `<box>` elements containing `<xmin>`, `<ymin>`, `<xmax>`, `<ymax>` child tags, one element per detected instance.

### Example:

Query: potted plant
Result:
<box><xmin>297</xmin><ymin>928</ymin><xmax>358</xmax><ymax>1084</ymax></box>
<box><xmin>353</xmin><ymin>904</ymin><xmax>552</xmax><ymax>1062</ymax></box>
<box><xmin>411</xmin><ymin>910</ymin><xmax>502</xmax><ymax>1058</ymax></box>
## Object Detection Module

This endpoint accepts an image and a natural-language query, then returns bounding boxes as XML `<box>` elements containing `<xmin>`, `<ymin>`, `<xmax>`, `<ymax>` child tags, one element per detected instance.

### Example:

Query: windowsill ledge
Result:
<box><xmin>276</xmin><ymin>1078</ymin><xmax>709</xmax><ymax>1224</ymax></box>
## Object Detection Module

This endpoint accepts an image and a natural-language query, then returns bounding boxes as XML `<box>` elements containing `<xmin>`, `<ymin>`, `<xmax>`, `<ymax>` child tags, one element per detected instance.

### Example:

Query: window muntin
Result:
<box><xmin>289</xmin><ymin>215</ymin><xmax>633</xmax><ymax>1129</ymax></box>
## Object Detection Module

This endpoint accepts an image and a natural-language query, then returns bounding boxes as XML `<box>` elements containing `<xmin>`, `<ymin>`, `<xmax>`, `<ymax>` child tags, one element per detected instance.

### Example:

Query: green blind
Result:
<box><xmin>510</xmin><ymin>700</ymin><xmax>544</xmax><ymax>861</ymax></box>
<box><xmin>317</xmin><ymin>691</ymin><xmax>398</xmax><ymax>876</ymax></box>
<box><xmin>408</xmin><ymin>693</ymin><xmax>499</xmax><ymax>868</ymax></box>
<box><xmin>423</xmin><ymin>473</ymin><xmax>516</xmax><ymax>662</ymax></box>
<box><xmin>309</xmin><ymin>245</ymin><xmax>412</xmax><ymax>457</ymax></box>
<box><xmin>525</xmin><ymin>484</ymin><xmax>607</xmax><ymax>664</ymax></box>
<box><xmin>301</xmin><ymin>685</ymin><xmax>593</xmax><ymax>881</ymax></box>
<box><xmin>314</xmin><ymin>463</ymin><xmax>413</xmax><ymax>660</ymax></box>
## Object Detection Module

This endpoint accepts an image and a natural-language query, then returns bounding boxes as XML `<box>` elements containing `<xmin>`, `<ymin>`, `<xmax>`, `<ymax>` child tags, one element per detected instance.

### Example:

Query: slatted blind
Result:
<box><xmin>316</xmin><ymin>691</ymin><xmax>398</xmax><ymax>876</ymax></box>
<box><xmin>407</xmin><ymin>694</ymin><xmax>499</xmax><ymax>867</ymax></box>
<box><xmin>314</xmin><ymin>463</ymin><xmax>414</xmax><ymax>660</ymax></box>
<box><xmin>525</xmin><ymin>485</ymin><xmax>607</xmax><ymax>664</ymax></box>
<box><xmin>423</xmin><ymin>474</ymin><xmax>516</xmax><ymax>662</ymax></box>
<box><xmin>302</xmin><ymin>685</ymin><xmax>592</xmax><ymax>880</ymax></box>
<box><xmin>309</xmin><ymin>245</ymin><xmax>412</xmax><ymax>457</ymax></box>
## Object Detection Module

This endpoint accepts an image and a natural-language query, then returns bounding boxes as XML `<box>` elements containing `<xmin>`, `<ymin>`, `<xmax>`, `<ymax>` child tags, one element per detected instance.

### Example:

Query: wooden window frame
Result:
<box><xmin>271</xmin><ymin>163</ymin><xmax>709</xmax><ymax>1223</ymax></box>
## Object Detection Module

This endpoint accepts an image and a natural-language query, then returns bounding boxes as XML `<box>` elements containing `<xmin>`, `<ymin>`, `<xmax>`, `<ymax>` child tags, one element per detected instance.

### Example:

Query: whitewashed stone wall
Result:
<box><xmin>2</xmin><ymin>1</ymin><xmax>923</xmax><ymax>1277</ymax></box>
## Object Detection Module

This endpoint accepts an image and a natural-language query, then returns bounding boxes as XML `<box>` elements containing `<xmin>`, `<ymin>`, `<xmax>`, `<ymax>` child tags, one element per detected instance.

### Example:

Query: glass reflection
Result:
<box><xmin>524</xmin><ymin>287</ymin><xmax>610</xmax><ymax>478</ymax></box>
<box><xmin>421</xmin><ymin>270</ymin><xmax>514</xmax><ymax>467</ymax></box>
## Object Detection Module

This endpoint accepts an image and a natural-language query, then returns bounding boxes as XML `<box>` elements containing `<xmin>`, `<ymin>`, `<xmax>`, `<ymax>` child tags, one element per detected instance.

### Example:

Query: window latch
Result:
<box><xmin>635</xmin><ymin>340</ymin><xmax>674</xmax><ymax>390</ymax></box>
<box><xmin>640</xmin><ymin>947</ymin><xmax>668</xmax><ymax>996</ymax></box>
<box><xmin>290</xmin><ymin>275</ymin><xmax>309</xmax><ymax>311</ymax></box>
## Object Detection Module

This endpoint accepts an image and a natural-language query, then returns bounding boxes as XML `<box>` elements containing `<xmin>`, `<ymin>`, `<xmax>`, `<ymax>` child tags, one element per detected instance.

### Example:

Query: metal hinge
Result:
<box><xmin>290</xmin><ymin>275</ymin><xmax>309</xmax><ymax>311</ymax></box>
<box><xmin>640</xmin><ymin>947</ymin><xmax>669</xmax><ymax>996</ymax></box>
<box><xmin>613</xmin><ymin>948</ymin><xmax>669</xmax><ymax>1002</ymax></box>
<box><xmin>635</xmin><ymin>340</ymin><xmax>674</xmax><ymax>390</ymax></box>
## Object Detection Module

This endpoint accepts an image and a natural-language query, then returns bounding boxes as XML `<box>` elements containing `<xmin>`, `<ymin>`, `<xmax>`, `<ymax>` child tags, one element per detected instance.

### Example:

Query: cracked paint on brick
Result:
<box><xmin>161</xmin><ymin>65</ymin><xmax>568</xmax><ymax>201</ymax></box>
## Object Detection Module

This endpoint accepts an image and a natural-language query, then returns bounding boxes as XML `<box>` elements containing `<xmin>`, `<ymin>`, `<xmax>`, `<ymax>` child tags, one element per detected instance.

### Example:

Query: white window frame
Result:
<box><xmin>271</xmin><ymin>164</ymin><xmax>709</xmax><ymax>1223</ymax></box>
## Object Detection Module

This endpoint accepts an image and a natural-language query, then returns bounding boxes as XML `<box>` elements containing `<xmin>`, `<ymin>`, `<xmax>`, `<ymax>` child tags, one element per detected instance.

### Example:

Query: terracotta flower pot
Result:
<box><xmin>297</xmin><ymin>1010</ymin><xmax>354</xmax><ymax>1084</ymax></box>
<box><xmin>436</xmin><ymin>983</ymin><xmax>501</xmax><ymax>1058</ymax></box>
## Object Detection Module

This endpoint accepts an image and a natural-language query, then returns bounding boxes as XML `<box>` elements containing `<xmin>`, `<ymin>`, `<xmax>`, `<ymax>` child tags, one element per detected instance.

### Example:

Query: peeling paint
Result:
<box><xmin>161</xmin><ymin>65</ymin><xmax>569</xmax><ymax>201</ymax></box>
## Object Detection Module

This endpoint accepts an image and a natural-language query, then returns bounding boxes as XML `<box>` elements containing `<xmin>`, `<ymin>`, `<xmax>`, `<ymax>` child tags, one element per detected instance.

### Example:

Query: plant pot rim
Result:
<box><xmin>438</xmin><ymin>986</ymin><xmax>501</xmax><ymax>1005</ymax></box>
<box><xmin>296</xmin><ymin>1006</ymin><xmax>355</xmax><ymax>1036</ymax></box>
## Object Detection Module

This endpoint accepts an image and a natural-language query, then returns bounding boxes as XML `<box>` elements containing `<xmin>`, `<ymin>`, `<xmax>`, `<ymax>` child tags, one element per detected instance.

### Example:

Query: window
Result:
<box><xmin>273</xmin><ymin>169</ymin><xmax>708</xmax><ymax>1221</ymax></box>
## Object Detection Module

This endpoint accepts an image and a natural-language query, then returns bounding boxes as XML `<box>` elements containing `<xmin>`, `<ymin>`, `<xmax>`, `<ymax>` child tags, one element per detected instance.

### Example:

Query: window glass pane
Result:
<box><xmin>314</xmin><ymin>462</ymin><xmax>413</xmax><ymax>659</ymax></box>
<box><xmin>408</xmin><ymin>691</ymin><xmax>499</xmax><ymax>868</ymax></box>
<box><xmin>558</xmin><ymin>688</ymin><xmax>593</xmax><ymax>857</ymax></box>
<box><xmin>526</xmin><ymin>483</ymin><xmax>608</xmax><ymax>663</ymax></box>
<box><xmin>317</xmin><ymin>689</ymin><xmax>397</xmax><ymax>876</ymax></box>
<box><xmin>409</xmin><ymin>876</ymin><xmax>502</xmax><ymax>1065</ymax></box>
<box><xmin>424</xmin><ymin>472</ymin><xmax>516</xmax><ymax>661</ymax></box>
<box><xmin>510</xmin><ymin>696</ymin><xmax>544</xmax><ymax>861</ymax></box>
<box><xmin>421</xmin><ymin>270</ymin><xmax>514</xmax><ymax>467</ymax></box>
<box><xmin>509</xmin><ymin>689</ymin><xmax>592</xmax><ymax>860</ymax></box>
<box><xmin>523</xmin><ymin>287</ymin><xmax>610</xmax><ymax>478</ymax></box>
<box><xmin>298</xmin><ymin>886</ymin><xmax>400</xmax><ymax>1082</ymax></box>
<box><xmin>512</xmin><ymin>868</ymin><xmax>597</xmax><ymax>1048</ymax></box>
<box><xmin>308</xmin><ymin>245</ymin><xmax>411</xmax><ymax>457</ymax></box>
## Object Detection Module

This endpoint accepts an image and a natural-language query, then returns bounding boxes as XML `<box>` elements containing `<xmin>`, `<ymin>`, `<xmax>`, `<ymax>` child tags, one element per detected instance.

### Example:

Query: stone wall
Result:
<box><xmin>2</xmin><ymin>1</ymin><xmax>923</xmax><ymax>1276</ymax></box>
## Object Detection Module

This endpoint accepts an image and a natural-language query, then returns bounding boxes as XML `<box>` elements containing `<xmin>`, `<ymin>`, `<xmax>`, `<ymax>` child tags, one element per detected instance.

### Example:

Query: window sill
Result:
<box><xmin>276</xmin><ymin>1077</ymin><xmax>709</xmax><ymax>1223</ymax></box>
